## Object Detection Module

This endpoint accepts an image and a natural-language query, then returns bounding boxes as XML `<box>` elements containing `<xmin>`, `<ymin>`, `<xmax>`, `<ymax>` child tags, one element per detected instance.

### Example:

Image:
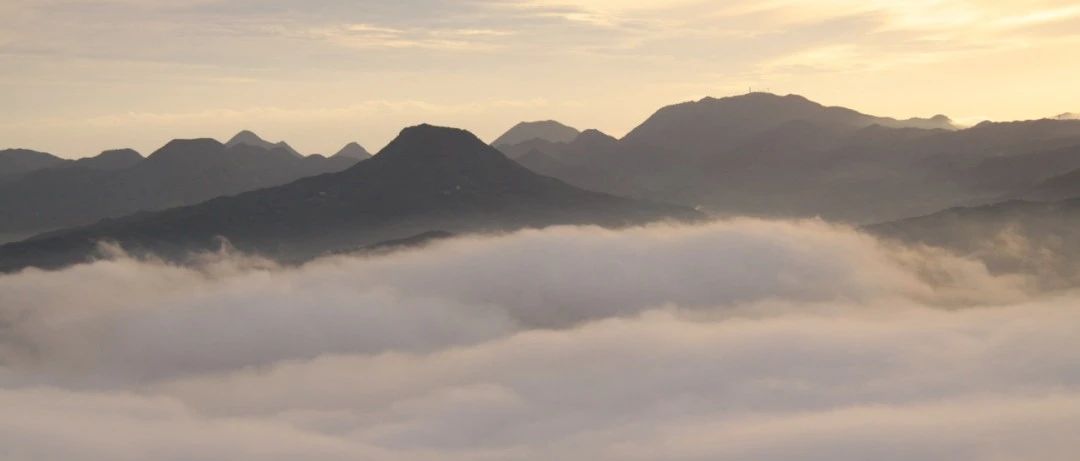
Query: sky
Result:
<box><xmin>2</xmin><ymin>0</ymin><xmax>1080</xmax><ymax>158</ymax></box>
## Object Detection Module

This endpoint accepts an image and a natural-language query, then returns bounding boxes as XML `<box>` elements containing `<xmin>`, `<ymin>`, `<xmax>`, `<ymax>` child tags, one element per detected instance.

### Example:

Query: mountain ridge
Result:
<box><xmin>0</xmin><ymin>124</ymin><xmax>699</xmax><ymax>272</ymax></box>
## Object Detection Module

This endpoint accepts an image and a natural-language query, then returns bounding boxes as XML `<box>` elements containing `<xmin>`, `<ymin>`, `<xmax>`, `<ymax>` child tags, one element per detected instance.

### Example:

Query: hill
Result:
<box><xmin>492</xmin><ymin>120</ymin><xmax>581</xmax><ymax>147</ymax></box>
<box><xmin>0</xmin><ymin>124</ymin><xmax>699</xmax><ymax>272</ymax></box>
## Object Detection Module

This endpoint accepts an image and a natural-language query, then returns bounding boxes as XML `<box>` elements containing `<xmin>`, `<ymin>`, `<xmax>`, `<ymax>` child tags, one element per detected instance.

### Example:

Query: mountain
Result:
<box><xmin>492</xmin><ymin>120</ymin><xmax>581</xmax><ymax>147</ymax></box>
<box><xmin>492</xmin><ymin>93</ymin><xmax>1080</xmax><ymax>223</ymax></box>
<box><xmin>0</xmin><ymin>124</ymin><xmax>699</xmax><ymax>272</ymax></box>
<box><xmin>333</xmin><ymin>142</ymin><xmax>372</xmax><ymax>160</ymax></box>
<box><xmin>621</xmin><ymin>93</ymin><xmax>955</xmax><ymax>156</ymax></box>
<box><xmin>0</xmin><ymin>149</ymin><xmax>67</xmax><ymax>181</ymax></box>
<box><xmin>965</xmin><ymin>144</ymin><xmax>1080</xmax><ymax>198</ymax></box>
<box><xmin>226</xmin><ymin>130</ymin><xmax>303</xmax><ymax>158</ymax></box>
<box><xmin>1017</xmin><ymin>164</ymin><xmax>1080</xmax><ymax>202</ymax></box>
<box><xmin>67</xmin><ymin>148</ymin><xmax>144</xmax><ymax>170</ymax></box>
<box><xmin>498</xmin><ymin>129</ymin><xmax>618</xmax><ymax>162</ymax></box>
<box><xmin>499</xmin><ymin>129</ymin><xmax>638</xmax><ymax>196</ymax></box>
<box><xmin>0</xmin><ymin>139</ymin><xmax>360</xmax><ymax>241</ymax></box>
<box><xmin>868</xmin><ymin>199</ymin><xmax>1080</xmax><ymax>282</ymax></box>
<box><xmin>1056</xmin><ymin>113</ymin><xmax>1079</xmax><ymax>120</ymax></box>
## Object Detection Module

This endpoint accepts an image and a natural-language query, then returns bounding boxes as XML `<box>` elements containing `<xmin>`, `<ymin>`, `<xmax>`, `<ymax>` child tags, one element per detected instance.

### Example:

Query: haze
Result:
<box><xmin>4</xmin><ymin>0</ymin><xmax>1080</xmax><ymax>157</ymax></box>
<box><xmin>4</xmin><ymin>2</ymin><xmax>1080</xmax><ymax>459</ymax></box>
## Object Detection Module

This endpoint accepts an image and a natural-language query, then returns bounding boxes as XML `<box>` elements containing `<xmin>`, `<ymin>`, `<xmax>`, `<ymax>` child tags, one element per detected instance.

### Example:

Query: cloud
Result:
<box><xmin>1</xmin><ymin>219</ymin><xmax>1077</xmax><ymax>459</ymax></box>
<box><xmin>5</xmin><ymin>0</ymin><xmax>1080</xmax><ymax>156</ymax></box>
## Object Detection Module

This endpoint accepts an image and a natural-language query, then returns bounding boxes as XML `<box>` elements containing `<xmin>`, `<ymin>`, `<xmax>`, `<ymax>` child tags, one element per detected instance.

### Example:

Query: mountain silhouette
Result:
<box><xmin>66</xmin><ymin>148</ymin><xmax>144</xmax><ymax>170</ymax></box>
<box><xmin>332</xmin><ymin>142</ymin><xmax>372</xmax><ymax>160</ymax></box>
<box><xmin>226</xmin><ymin>130</ymin><xmax>304</xmax><ymax>158</ymax></box>
<box><xmin>498</xmin><ymin>129</ymin><xmax>638</xmax><ymax>196</ymax></box>
<box><xmin>622</xmin><ymin>93</ymin><xmax>956</xmax><ymax>156</ymax></box>
<box><xmin>0</xmin><ymin>149</ymin><xmax>67</xmax><ymax>182</ymax></box>
<box><xmin>492</xmin><ymin>120</ymin><xmax>580</xmax><ymax>147</ymax></box>
<box><xmin>0</xmin><ymin>124</ymin><xmax>698</xmax><ymax>272</ymax></box>
<box><xmin>868</xmin><ymin>199</ymin><xmax>1080</xmax><ymax>282</ymax></box>
<box><xmin>495</xmin><ymin>93</ymin><xmax>1080</xmax><ymax>223</ymax></box>
<box><xmin>0</xmin><ymin>138</ymin><xmax>359</xmax><ymax>241</ymax></box>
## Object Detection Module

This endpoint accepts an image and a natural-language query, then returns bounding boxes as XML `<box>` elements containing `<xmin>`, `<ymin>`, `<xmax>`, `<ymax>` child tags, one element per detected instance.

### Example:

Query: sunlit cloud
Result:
<box><xmin>1</xmin><ymin>220</ymin><xmax>1078</xmax><ymax>459</ymax></box>
<box><xmin>2</xmin><ymin>0</ymin><xmax>1079</xmax><ymax>155</ymax></box>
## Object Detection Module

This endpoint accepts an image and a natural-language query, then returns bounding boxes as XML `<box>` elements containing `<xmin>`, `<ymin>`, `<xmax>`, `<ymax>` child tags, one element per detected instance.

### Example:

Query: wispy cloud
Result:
<box><xmin>3</xmin><ymin>0</ymin><xmax>1079</xmax><ymax>154</ymax></box>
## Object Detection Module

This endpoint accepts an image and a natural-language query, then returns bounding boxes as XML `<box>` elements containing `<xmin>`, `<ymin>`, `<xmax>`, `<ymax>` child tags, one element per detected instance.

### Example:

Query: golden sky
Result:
<box><xmin>2</xmin><ymin>0</ymin><xmax>1079</xmax><ymax>157</ymax></box>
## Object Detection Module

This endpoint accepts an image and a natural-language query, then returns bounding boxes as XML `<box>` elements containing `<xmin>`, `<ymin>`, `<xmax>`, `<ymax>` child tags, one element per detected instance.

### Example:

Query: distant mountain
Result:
<box><xmin>0</xmin><ymin>139</ymin><xmax>359</xmax><ymax>240</ymax></box>
<box><xmin>494</xmin><ymin>93</ymin><xmax>1080</xmax><ymax>223</ymax></box>
<box><xmin>1056</xmin><ymin>113</ymin><xmax>1079</xmax><ymax>120</ymax></box>
<box><xmin>0</xmin><ymin>148</ymin><xmax>145</xmax><ymax>184</ymax></box>
<box><xmin>333</xmin><ymin>142</ymin><xmax>372</xmax><ymax>160</ymax></box>
<box><xmin>0</xmin><ymin>149</ymin><xmax>66</xmax><ymax>182</ymax></box>
<box><xmin>499</xmin><ymin>129</ymin><xmax>638</xmax><ymax>196</ymax></box>
<box><xmin>0</xmin><ymin>124</ymin><xmax>699</xmax><ymax>272</ymax></box>
<box><xmin>868</xmin><ymin>199</ymin><xmax>1080</xmax><ymax>282</ymax></box>
<box><xmin>226</xmin><ymin>130</ymin><xmax>303</xmax><ymax>158</ymax></box>
<box><xmin>1017</xmin><ymin>163</ymin><xmax>1080</xmax><ymax>202</ymax></box>
<box><xmin>965</xmin><ymin>144</ymin><xmax>1080</xmax><ymax>198</ymax></box>
<box><xmin>66</xmin><ymin>148</ymin><xmax>144</xmax><ymax>170</ymax></box>
<box><xmin>499</xmin><ymin>129</ymin><xmax>618</xmax><ymax>162</ymax></box>
<box><xmin>622</xmin><ymin>93</ymin><xmax>955</xmax><ymax>156</ymax></box>
<box><xmin>492</xmin><ymin>120</ymin><xmax>580</xmax><ymax>147</ymax></box>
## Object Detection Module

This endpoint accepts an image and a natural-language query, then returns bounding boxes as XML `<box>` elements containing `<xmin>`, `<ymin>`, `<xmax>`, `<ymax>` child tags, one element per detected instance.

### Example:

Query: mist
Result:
<box><xmin>1</xmin><ymin>219</ymin><xmax>1078</xmax><ymax>460</ymax></box>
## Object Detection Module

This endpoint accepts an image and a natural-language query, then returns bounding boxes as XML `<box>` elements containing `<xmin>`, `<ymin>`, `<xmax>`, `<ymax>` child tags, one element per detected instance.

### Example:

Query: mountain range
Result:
<box><xmin>226</xmin><ymin>130</ymin><xmax>304</xmax><ymax>158</ymax></box>
<box><xmin>494</xmin><ymin>93</ymin><xmax>1080</xmax><ymax>223</ymax></box>
<box><xmin>868</xmin><ymin>198</ymin><xmax>1080</xmax><ymax>283</ymax></box>
<box><xmin>0</xmin><ymin>148</ymin><xmax>143</xmax><ymax>183</ymax></box>
<box><xmin>0</xmin><ymin>132</ymin><xmax>362</xmax><ymax>242</ymax></box>
<box><xmin>0</xmin><ymin>125</ymin><xmax>697</xmax><ymax>272</ymax></box>
<box><xmin>5</xmin><ymin>93</ymin><xmax>1080</xmax><ymax>273</ymax></box>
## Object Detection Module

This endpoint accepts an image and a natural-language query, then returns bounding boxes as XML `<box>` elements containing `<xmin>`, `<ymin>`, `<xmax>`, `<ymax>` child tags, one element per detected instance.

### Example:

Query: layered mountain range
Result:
<box><xmin>0</xmin><ymin>132</ymin><xmax>367</xmax><ymax>241</ymax></box>
<box><xmin>4</xmin><ymin>93</ymin><xmax>1080</xmax><ymax>273</ymax></box>
<box><xmin>0</xmin><ymin>125</ymin><xmax>696</xmax><ymax>271</ymax></box>
<box><xmin>494</xmin><ymin>93</ymin><xmax>1080</xmax><ymax>223</ymax></box>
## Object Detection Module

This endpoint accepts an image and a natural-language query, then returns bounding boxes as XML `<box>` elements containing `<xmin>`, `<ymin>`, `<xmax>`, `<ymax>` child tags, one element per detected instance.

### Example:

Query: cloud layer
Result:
<box><xmin>1</xmin><ymin>219</ymin><xmax>1078</xmax><ymax>460</ymax></box>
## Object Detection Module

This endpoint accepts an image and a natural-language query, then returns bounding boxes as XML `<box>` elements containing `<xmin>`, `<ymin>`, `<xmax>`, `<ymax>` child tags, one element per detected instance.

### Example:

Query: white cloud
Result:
<box><xmin>1</xmin><ymin>219</ymin><xmax>1077</xmax><ymax>459</ymax></box>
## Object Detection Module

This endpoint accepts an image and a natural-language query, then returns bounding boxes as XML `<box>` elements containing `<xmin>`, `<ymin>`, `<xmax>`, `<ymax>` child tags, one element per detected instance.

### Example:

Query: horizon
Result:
<box><xmin>4</xmin><ymin>0</ymin><xmax>1080</xmax><ymax>157</ymax></box>
<box><xmin>8</xmin><ymin>90</ymin><xmax>1078</xmax><ymax>159</ymax></box>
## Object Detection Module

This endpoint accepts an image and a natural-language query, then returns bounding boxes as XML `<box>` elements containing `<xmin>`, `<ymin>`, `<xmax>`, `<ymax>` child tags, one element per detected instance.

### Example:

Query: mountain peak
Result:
<box><xmin>96</xmin><ymin>148</ymin><xmax>143</xmax><ymax>161</ymax></box>
<box><xmin>492</xmin><ymin>120</ymin><xmax>581</xmax><ymax>147</ymax></box>
<box><xmin>378</xmin><ymin>124</ymin><xmax>500</xmax><ymax>163</ymax></box>
<box><xmin>226</xmin><ymin>130</ymin><xmax>303</xmax><ymax>158</ymax></box>
<box><xmin>71</xmin><ymin>148</ymin><xmax>144</xmax><ymax>170</ymax></box>
<box><xmin>226</xmin><ymin>130</ymin><xmax>265</xmax><ymax>145</ymax></box>
<box><xmin>575</xmin><ymin>129</ymin><xmax>617</xmax><ymax>142</ymax></box>
<box><xmin>333</xmin><ymin>142</ymin><xmax>371</xmax><ymax>160</ymax></box>
<box><xmin>148</xmin><ymin>138</ymin><xmax>226</xmax><ymax>162</ymax></box>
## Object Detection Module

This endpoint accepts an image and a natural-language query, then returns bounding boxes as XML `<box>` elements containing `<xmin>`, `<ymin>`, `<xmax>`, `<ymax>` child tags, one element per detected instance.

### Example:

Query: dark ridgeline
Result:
<box><xmin>492</xmin><ymin>120</ymin><xmax>581</xmax><ymax>147</ymax></box>
<box><xmin>0</xmin><ymin>149</ymin><xmax>69</xmax><ymax>182</ymax></box>
<box><xmin>0</xmin><ymin>133</ymin><xmax>360</xmax><ymax>240</ymax></box>
<box><xmin>66</xmin><ymin>149</ymin><xmax>144</xmax><ymax>170</ymax></box>
<box><xmin>494</xmin><ymin>93</ymin><xmax>1080</xmax><ymax>223</ymax></box>
<box><xmin>6</xmin><ymin>93</ymin><xmax>1080</xmax><ymax>273</ymax></box>
<box><xmin>226</xmin><ymin>130</ymin><xmax>304</xmax><ymax>158</ymax></box>
<box><xmin>496</xmin><ymin>128</ymin><xmax>639</xmax><ymax>198</ymax></box>
<box><xmin>332</xmin><ymin>142</ymin><xmax>373</xmax><ymax>160</ymax></box>
<box><xmin>0</xmin><ymin>124</ymin><xmax>699</xmax><ymax>272</ymax></box>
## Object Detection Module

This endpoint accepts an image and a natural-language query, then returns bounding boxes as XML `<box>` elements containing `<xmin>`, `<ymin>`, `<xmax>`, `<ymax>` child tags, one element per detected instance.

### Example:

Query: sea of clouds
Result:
<box><xmin>1</xmin><ymin>219</ymin><xmax>1078</xmax><ymax>460</ymax></box>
